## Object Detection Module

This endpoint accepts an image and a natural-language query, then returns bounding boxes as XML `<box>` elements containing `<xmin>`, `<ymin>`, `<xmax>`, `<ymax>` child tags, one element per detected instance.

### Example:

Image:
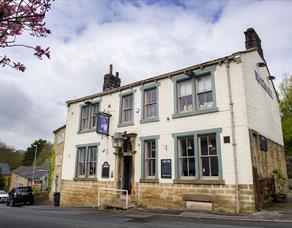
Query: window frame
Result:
<box><xmin>140</xmin><ymin>135</ymin><xmax>160</xmax><ymax>182</ymax></box>
<box><xmin>173</xmin><ymin>128</ymin><xmax>223</xmax><ymax>182</ymax></box>
<box><xmin>172</xmin><ymin>66</ymin><xmax>218</xmax><ymax>119</ymax></box>
<box><xmin>118</xmin><ymin>90</ymin><xmax>136</xmax><ymax>127</ymax></box>
<box><xmin>78</xmin><ymin>100</ymin><xmax>101</xmax><ymax>133</ymax></box>
<box><xmin>198</xmin><ymin>134</ymin><xmax>219</xmax><ymax>180</ymax></box>
<box><xmin>178</xmin><ymin>136</ymin><xmax>196</xmax><ymax>179</ymax></box>
<box><xmin>75</xmin><ymin>143</ymin><xmax>100</xmax><ymax>179</ymax></box>
<box><xmin>140</xmin><ymin>82</ymin><xmax>160</xmax><ymax>123</ymax></box>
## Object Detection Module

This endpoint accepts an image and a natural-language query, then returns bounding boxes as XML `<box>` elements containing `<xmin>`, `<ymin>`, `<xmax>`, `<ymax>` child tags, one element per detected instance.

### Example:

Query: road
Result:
<box><xmin>0</xmin><ymin>204</ymin><xmax>291</xmax><ymax>228</ymax></box>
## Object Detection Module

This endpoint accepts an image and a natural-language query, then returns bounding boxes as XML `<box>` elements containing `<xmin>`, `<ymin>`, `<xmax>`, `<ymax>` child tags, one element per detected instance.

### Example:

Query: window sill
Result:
<box><xmin>118</xmin><ymin>122</ymin><xmax>134</xmax><ymax>128</ymax></box>
<box><xmin>139</xmin><ymin>178</ymin><xmax>159</xmax><ymax>183</ymax></box>
<box><xmin>172</xmin><ymin>107</ymin><xmax>218</xmax><ymax>119</ymax></box>
<box><xmin>173</xmin><ymin>179</ymin><xmax>225</xmax><ymax>185</ymax></box>
<box><xmin>77</xmin><ymin>128</ymin><xmax>96</xmax><ymax>134</ymax></box>
<box><xmin>73</xmin><ymin>177</ymin><xmax>98</xmax><ymax>182</ymax></box>
<box><xmin>140</xmin><ymin>118</ymin><xmax>159</xmax><ymax>124</ymax></box>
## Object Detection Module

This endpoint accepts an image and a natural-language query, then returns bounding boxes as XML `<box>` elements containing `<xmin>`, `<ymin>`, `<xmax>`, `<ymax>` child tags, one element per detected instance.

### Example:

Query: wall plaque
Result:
<box><xmin>101</xmin><ymin>162</ymin><xmax>110</xmax><ymax>178</ymax></box>
<box><xmin>161</xmin><ymin>159</ymin><xmax>171</xmax><ymax>179</ymax></box>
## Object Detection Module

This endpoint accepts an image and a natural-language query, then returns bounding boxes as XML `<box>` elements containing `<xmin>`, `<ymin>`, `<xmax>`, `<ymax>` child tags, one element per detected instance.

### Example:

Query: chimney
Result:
<box><xmin>244</xmin><ymin>28</ymin><xmax>264</xmax><ymax>59</ymax></box>
<box><xmin>103</xmin><ymin>64</ymin><xmax>121</xmax><ymax>91</ymax></box>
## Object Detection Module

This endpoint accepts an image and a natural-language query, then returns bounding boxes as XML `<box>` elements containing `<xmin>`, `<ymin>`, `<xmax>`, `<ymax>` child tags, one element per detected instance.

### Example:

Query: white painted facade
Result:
<box><xmin>61</xmin><ymin>49</ymin><xmax>282</xmax><ymax>188</ymax></box>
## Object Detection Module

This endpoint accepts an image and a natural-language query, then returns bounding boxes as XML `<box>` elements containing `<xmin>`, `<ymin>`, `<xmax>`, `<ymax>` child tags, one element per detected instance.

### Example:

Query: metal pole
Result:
<box><xmin>32</xmin><ymin>145</ymin><xmax>38</xmax><ymax>185</ymax></box>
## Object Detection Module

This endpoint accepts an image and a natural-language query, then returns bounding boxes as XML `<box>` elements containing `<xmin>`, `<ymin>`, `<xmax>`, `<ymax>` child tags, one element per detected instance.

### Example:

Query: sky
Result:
<box><xmin>0</xmin><ymin>0</ymin><xmax>292</xmax><ymax>150</ymax></box>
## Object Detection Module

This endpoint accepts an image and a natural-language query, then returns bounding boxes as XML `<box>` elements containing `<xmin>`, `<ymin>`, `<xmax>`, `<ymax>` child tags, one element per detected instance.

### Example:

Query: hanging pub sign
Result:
<box><xmin>96</xmin><ymin>112</ymin><xmax>111</xmax><ymax>136</ymax></box>
<box><xmin>161</xmin><ymin>159</ymin><xmax>172</xmax><ymax>179</ymax></box>
<box><xmin>101</xmin><ymin>162</ymin><xmax>110</xmax><ymax>178</ymax></box>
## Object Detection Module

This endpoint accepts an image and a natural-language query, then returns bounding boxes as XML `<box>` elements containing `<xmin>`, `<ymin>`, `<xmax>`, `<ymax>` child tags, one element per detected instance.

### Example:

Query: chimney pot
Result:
<box><xmin>109</xmin><ymin>64</ymin><xmax>113</xmax><ymax>75</ymax></box>
<box><xmin>116</xmin><ymin>72</ymin><xmax>119</xmax><ymax>78</ymax></box>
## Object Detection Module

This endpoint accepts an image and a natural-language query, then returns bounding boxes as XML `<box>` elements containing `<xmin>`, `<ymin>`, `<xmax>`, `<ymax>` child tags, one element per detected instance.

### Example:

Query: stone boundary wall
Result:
<box><xmin>61</xmin><ymin>179</ymin><xmax>255</xmax><ymax>213</ymax></box>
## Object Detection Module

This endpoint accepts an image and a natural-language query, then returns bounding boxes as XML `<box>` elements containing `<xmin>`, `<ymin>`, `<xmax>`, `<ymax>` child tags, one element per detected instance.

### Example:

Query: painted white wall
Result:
<box><xmin>241</xmin><ymin>51</ymin><xmax>284</xmax><ymax>145</ymax></box>
<box><xmin>62</xmin><ymin>53</ymin><xmax>276</xmax><ymax>186</ymax></box>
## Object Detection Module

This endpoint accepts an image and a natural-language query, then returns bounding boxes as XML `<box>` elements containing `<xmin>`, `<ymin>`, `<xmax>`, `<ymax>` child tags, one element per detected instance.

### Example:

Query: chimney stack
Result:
<box><xmin>103</xmin><ymin>64</ymin><xmax>121</xmax><ymax>91</ymax></box>
<box><xmin>244</xmin><ymin>28</ymin><xmax>264</xmax><ymax>59</ymax></box>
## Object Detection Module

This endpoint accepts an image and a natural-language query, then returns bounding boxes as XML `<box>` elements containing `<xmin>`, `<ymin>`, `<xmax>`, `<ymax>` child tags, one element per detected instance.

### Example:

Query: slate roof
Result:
<box><xmin>12</xmin><ymin>166</ymin><xmax>48</xmax><ymax>179</ymax></box>
<box><xmin>0</xmin><ymin>163</ymin><xmax>11</xmax><ymax>175</ymax></box>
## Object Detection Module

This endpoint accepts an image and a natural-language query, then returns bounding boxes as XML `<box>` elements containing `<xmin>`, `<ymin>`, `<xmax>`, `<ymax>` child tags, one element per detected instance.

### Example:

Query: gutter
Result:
<box><xmin>225</xmin><ymin>59</ymin><xmax>240</xmax><ymax>214</ymax></box>
<box><xmin>66</xmin><ymin>49</ymin><xmax>259</xmax><ymax>106</ymax></box>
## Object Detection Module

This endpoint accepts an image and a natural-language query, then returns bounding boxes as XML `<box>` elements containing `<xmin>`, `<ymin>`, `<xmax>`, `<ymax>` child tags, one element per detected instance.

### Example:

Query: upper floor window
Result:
<box><xmin>178</xmin><ymin>79</ymin><xmax>193</xmax><ymax>113</ymax></box>
<box><xmin>79</xmin><ymin>102</ymin><xmax>100</xmax><ymax>132</ymax></box>
<box><xmin>90</xmin><ymin>103</ymin><xmax>99</xmax><ymax>128</ymax></box>
<box><xmin>145</xmin><ymin>88</ymin><xmax>157</xmax><ymax>118</ymax></box>
<box><xmin>122</xmin><ymin>94</ymin><xmax>133</xmax><ymax>123</ymax></box>
<box><xmin>141</xmin><ymin>82</ymin><xmax>160</xmax><ymax>124</ymax></box>
<box><xmin>197</xmin><ymin>75</ymin><xmax>213</xmax><ymax>110</ymax></box>
<box><xmin>81</xmin><ymin>106</ymin><xmax>90</xmax><ymax>130</ymax></box>
<box><xmin>172</xmin><ymin>67</ymin><xmax>217</xmax><ymax>118</ymax></box>
<box><xmin>119</xmin><ymin>91</ymin><xmax>136</xmax><ymax>127</ymax></box>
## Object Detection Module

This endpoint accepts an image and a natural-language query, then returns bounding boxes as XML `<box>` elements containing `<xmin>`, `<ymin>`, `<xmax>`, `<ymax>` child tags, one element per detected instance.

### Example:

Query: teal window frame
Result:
<box><xmin>75</xmin><ymin>143</ymin><xmax>100</xmax><ymax>179</ymax></box>
<box><xmin>172</xmin><ymin>128</ymin><xmax>223</xmax><ymax>181</ymax></box>
<box><xmin>78</xmin><ymin>99</ymin><xmax>101</xmax><ymax>134</ymax></box>
<box><xmin>172</xmin><ymin>66</ymin><xmax>218</xmax><ymax>119</ymax></box>
<box><xmin>140</xmin><ymin>82</ymin><xmax>160</xmax><ymax>124</ymax></box>
<box><xmin>118</xmin><ymin>90</ymin><xmax>136</xmax><ymax>127</ymax></box>
<box><xmin>140</xmin><ymin>135</ymin><xmax>160</xmax><ymax>182</ymax></box>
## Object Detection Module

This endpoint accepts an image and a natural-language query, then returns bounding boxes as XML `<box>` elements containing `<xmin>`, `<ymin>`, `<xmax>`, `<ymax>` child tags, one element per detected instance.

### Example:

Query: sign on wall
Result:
<box><xmin>161</xmin><ymin>159</ymin><xmax>172</xmax><ymax>179</ymax></box>
<box><xmin>255</xmin><ymin>71</ymin><xmax>273</xmax><ymax>99</ymax></box>
<box><xmin>96</xmin><ymin>112</ymin><xmax>111</xmax><ymax>136</ymax></box>
<box><xmin>101</xmin><ymin>162</ymin><xmax>110</xmax><ymax>178</ymax></box>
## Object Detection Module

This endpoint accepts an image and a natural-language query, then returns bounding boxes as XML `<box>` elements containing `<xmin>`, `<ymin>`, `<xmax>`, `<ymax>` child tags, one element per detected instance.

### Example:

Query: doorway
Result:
<box><xmin>122</xmin><ymin>155</ymin><xmax>132</xmax><ymax>194</ymax></box>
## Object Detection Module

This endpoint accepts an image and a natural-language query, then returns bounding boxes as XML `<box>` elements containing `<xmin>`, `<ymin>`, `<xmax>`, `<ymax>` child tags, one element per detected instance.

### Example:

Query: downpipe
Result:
<box><xmin>225</xmin><ymin>59</ymin><xmax>240</xmax><ymax>214</ymax></box>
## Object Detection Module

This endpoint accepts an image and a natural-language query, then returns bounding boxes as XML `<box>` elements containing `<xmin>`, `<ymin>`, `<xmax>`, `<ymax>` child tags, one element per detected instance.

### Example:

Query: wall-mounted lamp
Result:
<box><xmin>84</xmin><ymin>100</ymin><xmax>92</xmax><ymax>105</ymax></box>
<box><xmin>257</xmin><ymin>62</ymin><xmax>266</xmax><ymax>67</ymax></box>
<box><xmin>268</xmin><ymin>75</ymin><xmax>276</xmax><ymax>80</ymax></box>
<box><xmin>184</xmin><ymin>70</ymin><xmax>195</xmax><ymax>77</ymax></box>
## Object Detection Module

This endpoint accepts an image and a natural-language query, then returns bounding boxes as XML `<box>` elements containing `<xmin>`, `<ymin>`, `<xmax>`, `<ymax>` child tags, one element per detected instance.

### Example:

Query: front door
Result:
<box><xmin>122</xmin><ymin>155</ymin><xmax>132</xmax><ymax>194</ymax></box>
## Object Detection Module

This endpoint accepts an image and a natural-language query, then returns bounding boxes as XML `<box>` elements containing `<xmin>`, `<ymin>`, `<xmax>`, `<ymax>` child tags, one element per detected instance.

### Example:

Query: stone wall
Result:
<box><xmin>61</xmin><ymin>179</ymin><xmax>255</xmax><ymax>213</ymax></box>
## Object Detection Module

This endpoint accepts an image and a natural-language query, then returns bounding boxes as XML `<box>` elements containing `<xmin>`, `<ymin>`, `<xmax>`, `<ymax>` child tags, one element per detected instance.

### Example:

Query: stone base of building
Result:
<box><xmin>61</xmin><ymin>179</ymin><xmax>255</xmax><ymax>214</ymax></box>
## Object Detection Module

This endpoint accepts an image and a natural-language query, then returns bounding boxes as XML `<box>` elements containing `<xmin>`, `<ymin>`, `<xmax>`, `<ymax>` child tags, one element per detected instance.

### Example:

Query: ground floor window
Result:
<box><xmin>76</xmin><ymin>144</ymin><xmax>99</xmax><ymax>178</ymax></box>
<box><xmin>140</xmin><ymin>136</ymin><xmax>159</xmax><ymax>180</ymax></box>
<box><xmin>174</xmin><ymin>129</ymin><xmax>222</xmax><ymax>180</ymax></box>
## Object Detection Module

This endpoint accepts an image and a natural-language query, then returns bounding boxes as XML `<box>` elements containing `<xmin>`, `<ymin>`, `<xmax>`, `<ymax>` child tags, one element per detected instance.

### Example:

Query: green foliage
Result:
<box><xmin>36</xmin><ymin>142</ymin><xmax>53</xmax><ymax>166</ymax></box>
<box><xmin>0</xmin><ymin>167</ymin><xmax>5</xmax><ymax>190</ymax></box>
<box><xmin>22</xmin><ymin>139</ymin><xmax>47</xmax><ymax>166</ymax></box>
<box><xmin>279</xmin><ymin>75</ymin><xmax>292</xmax><ymax>118</ymax></box>
<box><xmin>282</xmin><ymin>116</ymin><xmax>292</xmax><ymax>155</ymax></box>
<box><xmin>48</xmin><ymin>150</ymin><xmax>56</xmax><ymax>191</ymax></box>
<box><xmin>0</xmin><ymin>141</ymin><xmax>24</xmax><ymax>170</ymax></box>
<box><xmin>279</xmin><ymin>75</ymin><xmax>292</xmax><ymax>155</ymax></box>
<box><xmin>273</xmin><ymin>168</ymin><xmax>287</xmax><ymax>194</ymax></box>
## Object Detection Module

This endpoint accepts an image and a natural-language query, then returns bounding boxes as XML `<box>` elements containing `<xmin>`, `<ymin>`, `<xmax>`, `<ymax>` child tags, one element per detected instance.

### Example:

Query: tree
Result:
<box><xmin>0</xmin><ymin>141</ymin><xmax>24</xmax><ymax>170</ymax></box>
<box><xmin>22</xmin><ymin>139</ymin><xmax>52</xmax><ymax>167</ymax></box>
<box><xmin>22</xmin><ymin>139</ymin><xmax>47</xmax><ymax>166</ymax></box>
<box><xmin>0</xmin><ymin>167</ymin><xmax>5</xmax><ymax>190</ymax></box>
<box><xmin>0</xmin><ymin>0</ymin><xmax>53</xmax><ymax>72</ymax></box>
<box><xmin>279</xmin><ymin>75</ymin><xmax>292</xmax><ymax>155</ymax></box>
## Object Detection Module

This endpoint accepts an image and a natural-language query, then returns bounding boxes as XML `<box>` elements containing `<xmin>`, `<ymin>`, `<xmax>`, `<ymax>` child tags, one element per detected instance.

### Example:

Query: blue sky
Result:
<box><xmin>0</xmin><ymin>0</ymin><xmax>292</xmax><ymax>149</ymax></box>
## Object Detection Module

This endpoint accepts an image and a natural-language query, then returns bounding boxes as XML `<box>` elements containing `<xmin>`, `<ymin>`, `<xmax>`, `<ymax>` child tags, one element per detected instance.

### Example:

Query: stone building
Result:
<box><xmin>60</xmin><ymin>28</ymin><xmax>287</xmax><ymax>213</ymax></box>
<box><xmin>0</xmin><ymin>163</ymin><xmax>11</xmax><ymax>190</ymax></box>
<box><xmin>10</xmin><ymin>166</ymin><xmax>49</xmax><ymax>191</ymax></box>
<box><xmin>50</xmin><ymin>125</ymin><xmax>66</xmax><ymax>201</ymax></box>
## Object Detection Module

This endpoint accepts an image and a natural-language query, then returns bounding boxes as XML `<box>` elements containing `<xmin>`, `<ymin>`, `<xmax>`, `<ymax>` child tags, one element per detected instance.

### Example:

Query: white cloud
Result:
<box><xmin>0</xmin><ymin>0</ymin><xmax>291</xmax><ymax>149</ymax></box>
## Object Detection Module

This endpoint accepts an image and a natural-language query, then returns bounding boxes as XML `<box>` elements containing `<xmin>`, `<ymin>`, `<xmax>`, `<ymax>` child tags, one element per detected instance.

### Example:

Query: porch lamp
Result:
<box><xmin>112</xmin><ymin>132</ymin><xmax>124</xmax><ymax>148</ymax></box>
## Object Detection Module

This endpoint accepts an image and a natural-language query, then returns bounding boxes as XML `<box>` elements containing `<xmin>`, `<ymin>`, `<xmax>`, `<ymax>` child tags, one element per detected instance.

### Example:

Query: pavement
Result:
<box><xmin>23</xmin><ymin>197</ymin><xmax>292</xmax><ymax>224</ymax></box>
